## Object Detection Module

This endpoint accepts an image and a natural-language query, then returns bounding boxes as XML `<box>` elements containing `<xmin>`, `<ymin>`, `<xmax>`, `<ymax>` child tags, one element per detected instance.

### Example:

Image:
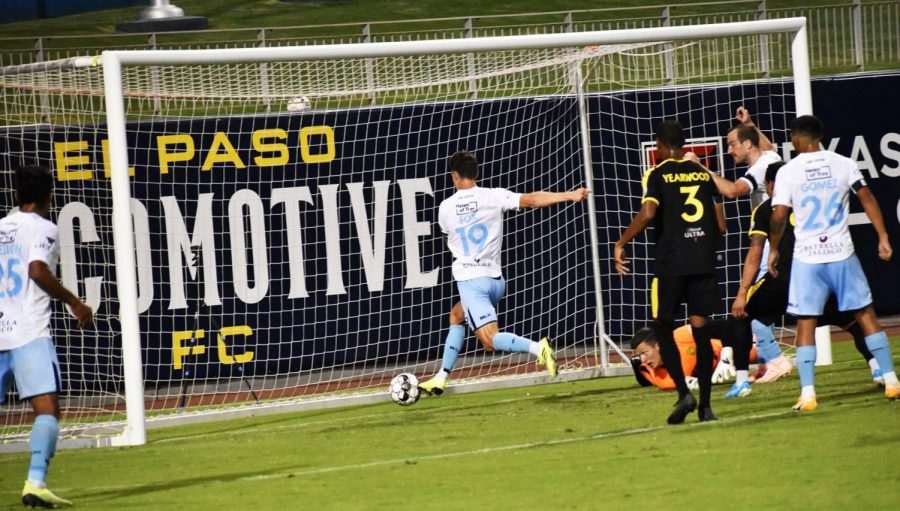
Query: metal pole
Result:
<box><xmin>853</xmin><ymin>0</ymin><xmax>865</xmax><ymax>71</ymax></box>
<box><xmin>140</xmin><ymin>0</ymin><xmax>185</xmax><ymax>20</ymax></box>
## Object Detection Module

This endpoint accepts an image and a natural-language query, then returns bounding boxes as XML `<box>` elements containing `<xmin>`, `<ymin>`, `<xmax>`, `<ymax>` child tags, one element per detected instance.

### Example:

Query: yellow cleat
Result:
<box><xmin>22</xmin><ymin>481</ymin><xmax>72</xmax><ymax>508</ymax></box>
<box><xmin>538</xmin><ymin>337</ymin><xmax>558</xmax><ymax>378</ymax></box>
<box><xmin>886</xmin><ymin>382</ymin><xmax>900</xmax><ymax>400</ymax></box>
<box><xmin>791</xmin><ymin>395</ymin><xmax>818</xmax><ymax>411</ymax></box>
<box><xmin>417</xmin><ymin>376</ymin><xmax>447</xmax><ymax>396</ymax></box>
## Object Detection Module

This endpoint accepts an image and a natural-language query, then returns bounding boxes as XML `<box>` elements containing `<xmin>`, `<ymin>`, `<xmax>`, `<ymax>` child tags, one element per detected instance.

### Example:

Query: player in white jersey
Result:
<box><xmin>0</xmin><ymin>165</ymin><xmax>93</xmax><ymax>508</ymax></box>
<box><xmin>767</xmin><ymin>115</ymin><xmax>897</xmax><ymax>410</ymax></box>
<box><xmin>418</xmin><ymin>150</ymin><xmax>590</xmax><ymax>396</ymax></box>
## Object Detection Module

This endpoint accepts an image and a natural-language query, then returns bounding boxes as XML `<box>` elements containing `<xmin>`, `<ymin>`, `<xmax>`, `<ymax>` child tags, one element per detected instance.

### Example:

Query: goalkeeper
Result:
<box><xmin>631</xmin><ymin>319</ymin><xmax>757</xmax><ymax>391</ymax></box>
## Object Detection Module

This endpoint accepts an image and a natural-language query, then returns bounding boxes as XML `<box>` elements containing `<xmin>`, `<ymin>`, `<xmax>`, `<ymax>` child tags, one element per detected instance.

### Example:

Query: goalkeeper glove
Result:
<box><xmin>712</xmin><ymin>346</ymin><xmax>736</xmax><ymax>383</ymax></box>
<box><xmin>684</xmin><ymin>376</ymin><xmax>699</xmax><ymax>390</ymax></box>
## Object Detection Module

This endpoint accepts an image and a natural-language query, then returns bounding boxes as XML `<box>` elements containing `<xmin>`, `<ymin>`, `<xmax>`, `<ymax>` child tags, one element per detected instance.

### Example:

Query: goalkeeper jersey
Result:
<box><xmin>638</xmin><ymin>325</ymin><xmax>724</xmax><ymax>391</ymax></box>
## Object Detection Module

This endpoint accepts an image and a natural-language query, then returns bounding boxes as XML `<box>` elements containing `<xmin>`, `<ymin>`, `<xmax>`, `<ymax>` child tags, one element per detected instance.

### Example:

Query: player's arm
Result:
<box><xmin>710</xmin><ymin>171</ymin><xmax>751</xmax><ymax>199</ymax></box>
<box><xmin>767</xmin><ymin>205</ymin><xmax>789</xmax><ymax>278</ymax></box>
<box><xmin>28</xmin><ymin>261</ymin><xmax>93</xmax><ymax>328</ymax></box>
<box><xmin>733</xmin><ymin>233</ymin><xmax>766</xmax><ymax>318</ymax></box>
<box><xmin>519</xmin><ymin>188</ymin><xmax>590</xmax><ymax>208</ymax></box>
<box><xmin>735</xmin><ymin>106</ymin><xmax>776</xmax><ymax>152</ymax></box>
<box><xmin>630</xmin><ymin>357</ymin><xmax>653</xmax><ymax>387</ymax></box>
<box><xmin>856</xmin><ymin>186</ymin><xmax>893</xmax><ymax>261</ymax></box>
<box><xmin>614</xmin><ymin>200</ymin><xmax>657</xmax><ymax>275</ymax></box>
<box><xmin>715</xmin><ymin>202</ymin><xmax>726</xmax><ymax>236</ymax></box>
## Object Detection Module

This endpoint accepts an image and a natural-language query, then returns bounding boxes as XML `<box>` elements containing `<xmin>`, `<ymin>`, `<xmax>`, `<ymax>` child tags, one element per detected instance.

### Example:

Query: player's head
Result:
<box><xmin>15</xmin><ymin>164</ymin><xmax>53</xmax><ymax>209</ymax></box>
<box><xmin>654</xmin><ymin>120</ymin><xmax>685</xmax><ymax>159</ymax></box>
<box><xmin>726</xmin><ymin>123</ymin><xmax>760</xmax><ymax>164</ymax></box>
<box><xmin>448</xmin><ymin>150</ymin><xmax>479</xmax><ymax>182</ymax></box>
<box><xmin>764</xmin><ymin>161</ymin><xmax>786</xmax><ymax>197</ymax></box>
<box><xmin>790</xmin><ymin>115</ymin><xmax>824</xmax><ymax>149</ymax></box>
<box><xmin>631</xmin><ymin>326</ymin><xmax>663</xmax><ymax>369</ymax></box>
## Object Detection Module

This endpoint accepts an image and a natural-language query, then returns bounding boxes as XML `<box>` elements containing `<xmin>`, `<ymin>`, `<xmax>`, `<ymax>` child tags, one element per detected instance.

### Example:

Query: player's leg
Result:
<box><xmin>822</xmin><ymin>300</ymin><xmax>882</xmax><ymax>385</ymax></box>
<box><xmin>12</xmin><ymin>338</ymin><xmax>72</xmax><ymax>508</ymax></box>
<box><xmin>788</xmin><ymin>261</ymin><xmax>831</xmax><ymax>411</ymax></box>
<box><xmin>719</xmin><ymin>318</ymin><xmax>754</xmax><ymax>398</ymax></box>
<box><xmin>744</xmin><ymin>275</ymin><xmax>792</xmax><ymax>383</ymax></box>
<box><xmin>652</xmin><ymin>277</ymin><xmax>696</xmax><ymax>424</ymax></box>
<box><xmin>829</xmin><ymin>256</ymin><xmax>898</xmax><ymax>397</ymax></box>
<box><xmin>419</xmin><ymin>302</ymin><xmax>466</xmax><ymax>395</ymax></box>
<box><xmin>685</xmin><ymin>275</ymin><xmax>718</xmax><ymax>419</ymax></box>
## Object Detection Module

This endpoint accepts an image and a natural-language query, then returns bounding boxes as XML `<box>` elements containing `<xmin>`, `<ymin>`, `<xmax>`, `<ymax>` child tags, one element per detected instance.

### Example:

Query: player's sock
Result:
<box><xmin>797</xmin><ymin>345</ymin><xmax>817</xmax><ymax>389</ymax></box>
<box><xmin>868</xmin><ymin>358</ymin><xmax>881</xmax><ymax>373</ymax></box>
<box><xmin>751</xmin><ymin>320</ymin><xmax>781</xmax><ymax>364</ymax></box>
<box><xmin>847</xmin><ymin>322</ymin><xmax>873</xmax><ymax>362</ymax></box>
<box><xmin>735</xmin><ymin>370</ymin><xmax>748</xmax><ymax>386</ymax></box>
<box><xmin>800</xmin><ymin>385</ymin><xmax>816</xmax><ymax>399</ymax></box>
<box><xmin>492</xmin><ymin>332</ymin><xmax>534</xmax><ymax>354</ymax></box>
<box><xmin>440</xmin><ymin>325</ymin><xmax>465</xmax><ymax>373</ymax></box>
<box><xmin>692</xmin><ymin>324</ymin><xmax>714</xmax><ymax>408</ymax></box>
<box><xmin>655</xmin><ymin>325</ymin><xmax>690</xmax><ymax>397</ymax></box>
<box><xmin>28</xmin><ymin>415</ymin><xmax>58</xmax><ymax>483</ymax></box>
<box><xmin>864</xmin><ymin>331</ymin><xmax>896</xmax><ymax>379</ymax></box>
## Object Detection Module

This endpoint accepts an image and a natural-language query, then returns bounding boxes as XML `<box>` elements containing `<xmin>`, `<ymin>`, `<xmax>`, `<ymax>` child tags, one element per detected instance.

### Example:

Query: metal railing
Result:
<box><xmin>0</xmin><ymin>1</ymin><xmax>897</xmax><ymax>72</ymax></box>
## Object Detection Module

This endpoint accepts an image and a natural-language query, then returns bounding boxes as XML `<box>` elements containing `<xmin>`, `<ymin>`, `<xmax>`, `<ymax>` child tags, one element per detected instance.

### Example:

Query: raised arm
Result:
<box><xmin>857</xmin><ymin>186</ymin><xmax>893</xmax><ymax>261</ymax></box>
<box><xmin>736</xmin><ymin>106</ymin><xmax>776</xmax><ymax>152</ymax></box>
<box><xmin>519</xmin><ymin>188</ymin><xmax>590</xmax><ymax>208</ymax></box>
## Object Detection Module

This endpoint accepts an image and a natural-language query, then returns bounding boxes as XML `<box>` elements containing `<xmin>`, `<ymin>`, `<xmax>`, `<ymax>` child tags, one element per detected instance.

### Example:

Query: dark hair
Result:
<box><xmin>729</xmin><ymin>123</ymin><xmax>760</xmax><ymax>148</ymax></box>
<box><xmin>449</xmin><ymin>150</ymin><xmax>478</xmax><ymax>180</ymax></box>
<box><xmin>631</xmin><ymin>326</ymin><xmax>658</xmax><ymax>350</ymax></box>
<box><xmin>791</xmin><ymin>115</ymin><xmax>824</xmax><ymax>141</ymax></box>
<box><xmin>15</xmin><ymin>165</ymin><xmax>53</xmax><ymax>207</ymax></box>
<box><xmin>655</xmin><ymin>120</ymin><xmax>685</xmax><ymax>150</ymax></box>
<box><xmin>765</xmin><ymin>161</ymin><xmax>787</xmax><ymax>183</ymax></box>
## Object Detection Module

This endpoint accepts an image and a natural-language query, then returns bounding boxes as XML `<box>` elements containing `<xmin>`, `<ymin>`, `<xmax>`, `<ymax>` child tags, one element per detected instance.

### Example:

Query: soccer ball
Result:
<box><xmin>389</xmin><ymin>373</ymin><xmax>420</xmax><ymax>406</ymax></box>
<box><xmin>286</xmin><ymin>95</ymin><xmax>311</xmax><ymax>112</ymax></box>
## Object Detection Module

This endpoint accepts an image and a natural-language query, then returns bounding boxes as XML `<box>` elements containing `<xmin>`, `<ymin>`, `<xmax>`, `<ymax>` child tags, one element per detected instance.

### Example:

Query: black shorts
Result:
<box><xmin>651</xmin><ymin>274</ymin><xmax>719</xmax><ymax>323</ymax></box>
<box><xmin>744</xmin><ymin>273</ymin><xmax>789</xmax><ymax>324</ymax></box>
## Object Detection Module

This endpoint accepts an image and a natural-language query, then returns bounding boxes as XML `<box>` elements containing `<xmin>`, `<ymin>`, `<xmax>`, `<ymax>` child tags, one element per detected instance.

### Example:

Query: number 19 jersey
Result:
<box><xmin>0</xmin><ymin>211</ymin><xmax>60</xmax><ymax>350</ymax></box>
<box><xmin>771</xmin><ymin>150</ymin><xmax>864</xmax><ymax>264</ymax></box>
<box><xmin>438</xmin><ymin>186</ymin><xmax>521</xmax><ymax>282</ymax></box>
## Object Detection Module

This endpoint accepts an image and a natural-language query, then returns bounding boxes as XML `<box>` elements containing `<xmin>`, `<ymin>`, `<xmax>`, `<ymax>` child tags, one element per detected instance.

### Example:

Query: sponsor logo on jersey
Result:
<box><xmin>804</xmin><ymin>166</ymin><xmax>832</xmax><ymax>180</ymax></box>
<box><xmin>0</xmin><ymin>229</ymin><xmax>17</xmax><ymax>244</ymax></box>
<box><xmin>456</xmin><ymin>202</ymin><xmax>478</xmax><ymax>215</ymax></box>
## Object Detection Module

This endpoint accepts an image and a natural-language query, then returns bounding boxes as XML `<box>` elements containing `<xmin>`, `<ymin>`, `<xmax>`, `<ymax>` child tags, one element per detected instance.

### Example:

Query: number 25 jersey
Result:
<box><xmin>438</xmin><ymin>186</ymin><xmax>521</xmax><ymax>282</ymax></box>
<box><xmin>0</xmin><ymin>211</ymin><xmax>59</xmax><ymax>350</ymax></box>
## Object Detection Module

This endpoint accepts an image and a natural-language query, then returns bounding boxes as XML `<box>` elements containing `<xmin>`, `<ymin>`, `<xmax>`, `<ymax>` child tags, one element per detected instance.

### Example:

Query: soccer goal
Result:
<box><xmin>0</xmin><ymin>18</ymin><xmax>811</xmax><ymax>449</ymax></box>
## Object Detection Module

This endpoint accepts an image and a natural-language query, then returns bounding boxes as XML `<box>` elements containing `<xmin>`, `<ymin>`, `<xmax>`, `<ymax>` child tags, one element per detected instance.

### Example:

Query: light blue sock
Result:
<box><xmin>752</xmin><ymin>320</ymin><xmax>781</xmax><ymax>363</ymax></box>
<box><xmin>492</xmin><ymin>332</ymin><xmax>533</xmax><ymax>353</ymax></box>
<box><xmin>796</xmin><ymin>346</ymin><xmax>817</xmax><ymax>388</ymax></box>
<box><xmin>864</xmin><ymin>331</ymin><xmax>895</xmax><ymax>374</ymax></box>
<box><xmin>440</xmin><ymin>325</ymin><xmax>465</xmax><ymax>373</ymax></box>
<box><xmin>28</xmin><ymin>415</ymin><xmax>58</xmax><ymax>483</ymax></box>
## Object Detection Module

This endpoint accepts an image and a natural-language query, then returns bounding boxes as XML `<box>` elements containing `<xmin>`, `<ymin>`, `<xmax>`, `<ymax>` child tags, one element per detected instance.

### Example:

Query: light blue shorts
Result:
<box><xmin>0</xmin><ymin>338</ymin><xmax>61</xmax><ymax>403</ymax></box>
<box><xmin>788</xmin><ymin>256</ymin><xmax>873</xmax><ymax>316</ymax></box>
<box><xmin>457</xmin><ymin>276</ymin><xmax>506</xmax><ymax>331</ymax></box>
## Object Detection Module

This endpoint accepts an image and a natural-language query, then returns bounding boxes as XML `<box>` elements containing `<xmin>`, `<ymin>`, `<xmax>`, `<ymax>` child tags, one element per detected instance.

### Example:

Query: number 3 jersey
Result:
<box><xmin>438</xmin><ymin>186</ymin><xmax>521</xmax><ymax>282</ymax></box>
<box><xmin>0</xmin><ymin>211</ymin><xmax>60</xmax><ymax>350</ymax></box>
<box><xmin>771</xmin><ymin>150</ymin><xmax>865</xmax><ymax>264</ymax></box>
<box><xmin>642</xmin><ymin>158</ymin><xmax>721</xmax><ymax>276</ymax></box>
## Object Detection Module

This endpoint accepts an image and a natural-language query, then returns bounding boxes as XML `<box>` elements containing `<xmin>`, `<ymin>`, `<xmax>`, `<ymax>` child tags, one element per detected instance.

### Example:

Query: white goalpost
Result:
<box><xmin>0</xmin><ymin>18</ymin><xmax>813</xmax><ymax>449</ymax></box>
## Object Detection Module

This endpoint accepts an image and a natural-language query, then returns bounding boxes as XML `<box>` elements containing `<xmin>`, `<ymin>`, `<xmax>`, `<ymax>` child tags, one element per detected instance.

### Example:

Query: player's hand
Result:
<box><xmin>767</xmin><ymin>249</ymin><xmax>780</xmax><ymax>278</ymax></box>
<box><xmin>735</xmin><ymin>106</ymin><xmax>753</xmax><ymax>125</ymax></box>
<box><xmin>570</xmin><ymin>188</ymin><xmax>590</xmax><ymax>203</ymax></box>
<box><xmin>732</xmin><ymin>293</ymin><xmax>748</xmax><ymax>319</ymax></box>
<box><xmin>613</xmin><ymin>244</ymin><xmax>630</xmax><ymax>275</ymax></box>
<box><xmin>684</xmin><ymin>376</ymin><xmax>699</xmax><ymax>390</ymax></box>
<box><xmin>684</xmin><ymin>151</ymin><xmax>700</xmax><ymax>164</ymax></box>
<box><xmin>878</xmin><ymin>236</ymin><xmax>893</xmax><ymax>261</ymax></box>
<box><xmin>71</xmin><ymin>302</ymin><xmax>94</xmax><ymax>328</ymax></box>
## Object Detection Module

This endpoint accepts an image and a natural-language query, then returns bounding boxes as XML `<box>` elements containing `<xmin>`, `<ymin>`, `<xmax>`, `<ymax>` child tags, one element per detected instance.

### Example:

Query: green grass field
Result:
<box><xmin>1</xmin><ymin>340</ymin><xmax>896</xmax><ymax>510</ymax></box>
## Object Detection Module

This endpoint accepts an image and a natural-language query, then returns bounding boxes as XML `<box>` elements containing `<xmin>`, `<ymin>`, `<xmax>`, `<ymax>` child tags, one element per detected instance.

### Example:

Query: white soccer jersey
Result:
<box><xmin>739</xmin><ymin>150</ymin><xmax>781</xmax><ymax>196</ymax></box>
<box><xmin>438</xmin><ymin>186</ymin><xmax>521</xmax><ymax>281</ymax></box>
<box><xmin>772</xmin><ymin>150</ymin><xmax>865</xmax><ymax>264</ymax></box>
<box><xmin>0</xmin><ymin>211</ymin><xmax>60</xmax><ymax>350</ymax></box>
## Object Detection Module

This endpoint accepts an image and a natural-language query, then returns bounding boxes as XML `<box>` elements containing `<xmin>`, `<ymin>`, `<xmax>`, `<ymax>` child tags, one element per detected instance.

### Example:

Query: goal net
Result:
<box><xmin>0</xmin><ymin>19</ymin><xmax>810</xmax><ymax>448</ymax></box>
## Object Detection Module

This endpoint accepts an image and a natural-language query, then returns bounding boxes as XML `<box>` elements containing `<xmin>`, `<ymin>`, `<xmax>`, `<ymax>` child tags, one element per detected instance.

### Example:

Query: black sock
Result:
<box><xmin>693</xmin><ymin>324</ymin><xmax>714</xmax><ymax>408</ymax></box>
<box><xmin>654</xmin><ymin>323</ymin><xmax>690</xmax><ymax>397</ymax></box>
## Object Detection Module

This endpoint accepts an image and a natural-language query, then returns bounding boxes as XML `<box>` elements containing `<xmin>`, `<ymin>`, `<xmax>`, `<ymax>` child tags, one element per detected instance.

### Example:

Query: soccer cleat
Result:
<box><xmin>537</xmin><ymin>337</ymin><xmax>558</xmax><ymax>378</ymax></box>
<box><xmin>748</xmin><ymin>364</ymin><xmax>767</xmax><ymax>383</ymax></box>
<box><xmin>886</xmin><ymin>382</ymin><xmax>900</xmax><ymax>400</ymax></box>
<box><xmin>755</xmin><ymin>355</ymin><xmax>793</xmax><ymax>384</ymax></box>
<box><xmin>667</xmin><ymin>392</ymin><xmax>697</xmax><ymax>425</ymax></box>
<box><xmin>723</xmin><ymin>381</ymin><xmax>752</xmax><ymax>398</ymax></box>
<box><xmin>417</xmin><ymin>376</ymin><xmax>447</xmax><ymax>396</ymax></box>
<box><xmin>712</xmin><ymin>347</ymin><xmax>736</xmax><ymax>384</ymax></box>
<box><xmin>792</xmin><ymin>395</ymin><xmax>818</xmax><ymax>411</ymax></box>
<box><xmin>872</xmin><ymin>369</ymin><xmax>885</xmax><ymax>386</ymax></box>
<box><xmin>698</xmin><ymin>406</ymin><xmax>719</xmax><ymax>422</ymax></box>
<box><xmin>21</xmin><ymin>481</ymin><xmax>72</xmax><ymax>508</ymax></box>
